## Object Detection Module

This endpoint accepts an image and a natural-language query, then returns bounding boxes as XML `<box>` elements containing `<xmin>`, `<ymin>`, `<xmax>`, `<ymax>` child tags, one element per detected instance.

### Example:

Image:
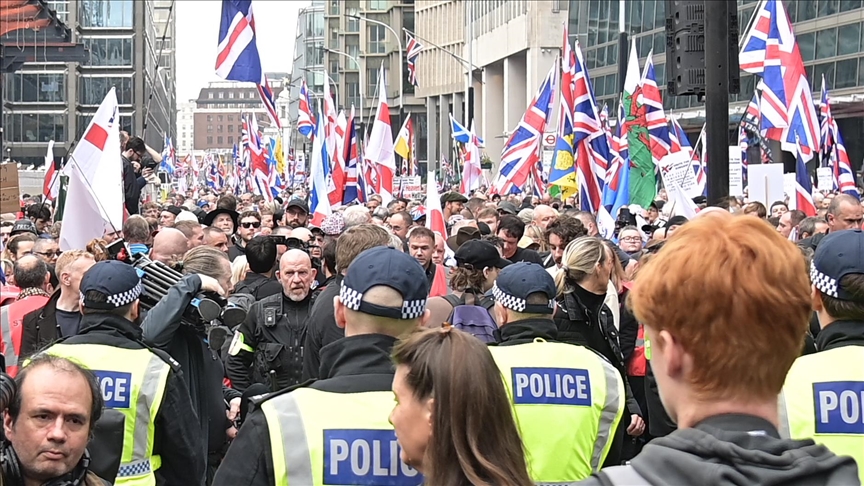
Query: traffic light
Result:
<box><xmin>665</xmin><ymin>0</ymin><xmax>740</xmax><ymax>97</ymax></box>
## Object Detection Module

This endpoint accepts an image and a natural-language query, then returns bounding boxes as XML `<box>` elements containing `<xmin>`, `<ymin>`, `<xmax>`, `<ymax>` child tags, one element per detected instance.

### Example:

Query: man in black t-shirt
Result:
<box><xmin>496</xmin><ymin>215</ymin><xmax>543</xmax><ymax>264</ymax></box>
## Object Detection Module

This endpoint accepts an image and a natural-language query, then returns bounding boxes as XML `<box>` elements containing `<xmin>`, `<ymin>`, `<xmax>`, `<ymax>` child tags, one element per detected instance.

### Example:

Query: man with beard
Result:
<box><xmin>227</xmin><ymin>249</ymin><xmax>319</xmax><ymax>391</ymax></box>
<box><xmin>282</xmin><ymin>200</ymin><xmax>309</xmax><ymax>229</ymax></box>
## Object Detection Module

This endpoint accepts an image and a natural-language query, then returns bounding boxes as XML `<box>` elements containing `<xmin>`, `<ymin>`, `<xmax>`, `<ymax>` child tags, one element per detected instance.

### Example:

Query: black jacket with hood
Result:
<box><xmin>580</xmin><ymin>414</ymin><xmax>860</xmax><ymax>486</ymax></box>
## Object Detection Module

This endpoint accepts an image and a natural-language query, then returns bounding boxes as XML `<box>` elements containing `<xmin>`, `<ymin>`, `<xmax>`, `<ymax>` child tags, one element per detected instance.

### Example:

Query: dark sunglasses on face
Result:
<box><xmin>240</xmin><ymin>221</ymin><xmax>261</xmax><ymax>229</ymax></box>
<box><xmin>36</xmin><ymin>250</ymin><xmax>62</xmax><ymax>257</ymax></box>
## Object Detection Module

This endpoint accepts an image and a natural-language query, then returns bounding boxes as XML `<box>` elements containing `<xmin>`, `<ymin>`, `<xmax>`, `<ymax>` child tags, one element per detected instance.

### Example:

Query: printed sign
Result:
<box><xmin>93</xmin><ymin>370</ymin><xmax>132</xmax><ymax>409</ymax></box>
<box><xmin>728</xmin><ymin>146</ymin><xmax>743</xmax><ymax>197</ymax></box>
<box><xmin>658</xmin><ymin>150</ymin><xmax>701</xmax><ymax>199</ymax></box>
<box><xmin>395</xmin><ymin>176</ymin><xmax>422</xmax><ymax>198</ymax></box>
<box><xmin>816</xmin><ymin>167</ymin><xmax>834</xmax><ymax>191</ymax></box>
<box><xmin>0</xmin><ymin>163</ymin><xmax>20</xmax><ymax>214</ymax></box>
<box><xmin>511</xmin><ymin>367</ymin><xmax>592</xmax><ymax>406</ymax></box>
<box><xmin>747</xmin><ymin>163</ymin><xmax>785</xmax><ymax>207</ymax></box>
<box><xmin>323</xmin><ymin>429</ymin><xmax>422</xmax><ymax>485</ymax></box>
<box><xmin>813</xmin><ymin>381</ymin><xmax>864</xmax><ymax>434</ymax></box>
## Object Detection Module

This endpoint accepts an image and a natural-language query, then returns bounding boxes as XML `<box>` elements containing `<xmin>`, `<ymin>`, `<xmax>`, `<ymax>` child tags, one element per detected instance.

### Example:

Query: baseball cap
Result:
<box><xmin>497</xmin><ymin>201</ymin><xmax>518</xmax><ymax>215</ymax></box>
<box><xmin>812</xmin><ymin>229</ymin><xmax>864</xmax><ymax>301</ymax></box>
<box><xmin>286</xmin><ymin>199</ymin><xmax>310</xmax><ymax>214</ymax></box>
<box><xmin>455</xmin><ymin>240</ymin><xmax>510</xmax><ymax>270</ymax></box>
<box><xmin>10</xmin><ymin>219</ymin><xmax>37</xmax><ymax>236</ymax></box>
<box><xmin>492</xmin><ymin>262</ymin><xmax>556</xmax><ymax>314</ymax></box>
<box><xmin>340</xmin><ymin>246</ymin><xmax>428</xmax><ymax>319</ymax></box>
<box><xmin>320</xmin><ymin>212</ymin><xmax>345</xmax><ymax>236</ymax></box>
<box><xmin>163</xmin><ymin>205</ymin><xmax>182</xmax><ymax>216</ymax></box>
<box><xmin>79</xmin><ymin>260</ymin><xmax>143</xmax><ymax>310</ymax></box>
<box><xmin>411</xmin><ymin>205</ymin><xmax>427</xmax><ymax>222</ymax></box>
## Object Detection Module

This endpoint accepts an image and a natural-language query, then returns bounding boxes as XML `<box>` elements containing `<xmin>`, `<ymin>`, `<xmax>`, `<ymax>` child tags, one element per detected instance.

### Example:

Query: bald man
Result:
<box><xmin>532</xmin><ymin>205</ymin><xmax>557</xmax><ymax>230</ymax></box>
<box><xmin>150</xmin><ymin>227</ymin><xmax>189</xmax><ymax>265</ymax></box>
<box><xmin>227</xmin><ymin>249</ymin><xmax>319</xmax><ymax>391</ymax></box>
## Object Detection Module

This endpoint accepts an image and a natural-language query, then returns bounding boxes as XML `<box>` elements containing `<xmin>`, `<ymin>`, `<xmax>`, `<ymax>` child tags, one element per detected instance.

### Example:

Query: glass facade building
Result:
<box><xmin>569</xmin><ymin>0</ymin><xmax>864</xmax><ymax>169</ymax></box>
<box><xmin>3</xmin><ymin>0</ymin><xmax>176</xmax><ymax>166</ymax></box>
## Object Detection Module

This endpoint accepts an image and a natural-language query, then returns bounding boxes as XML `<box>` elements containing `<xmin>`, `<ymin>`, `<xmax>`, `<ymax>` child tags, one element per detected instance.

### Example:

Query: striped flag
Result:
<box><xmin>406</xmin><ymin>32</ymin><xmax>423</xmax><ymax>87</ymax></box>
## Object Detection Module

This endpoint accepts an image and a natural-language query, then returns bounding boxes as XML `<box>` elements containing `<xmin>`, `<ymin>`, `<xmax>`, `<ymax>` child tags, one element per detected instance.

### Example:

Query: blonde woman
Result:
<box><xmin>230</xmin><ymin>255</ymin><xmax>249</xmax><ymax>287</ymax></box>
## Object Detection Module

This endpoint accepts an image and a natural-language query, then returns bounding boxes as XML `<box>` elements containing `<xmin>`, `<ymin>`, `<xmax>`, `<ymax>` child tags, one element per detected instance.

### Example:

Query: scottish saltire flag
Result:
<box><xmin>739</xmin><ymin>0</ymin><xmax>819</xmax><ymax>160</ymax></box>
<box><xmin>449</xmin><ymin>113</ymin><xmax>484</xmax><ymax>147</ymax></box>
<box><xmin>638</xmin><ymin>51</ymin><xmax>672</xmax><ymax>165</ymax></box>
<box><xmin>216</xmin><ymin>0</ymin><xmax>281</xmax><ymax>128</ymax></box>
<box><xmin>160</xmin><ymin>133</ymin><xmax>175</xmax><ymax>176</ymax></box>
<box><xmin>406</xmin><ymin>32</ymin><xmax>423</xmax><ymax>87</ymax></box>
<box><xmin>548</xmin><ymin>25</ymin><xmax>578</xmax><ymax>198</ymax></box>
<box><xmin>297</xmin><ymin>80</ymin><xmax>316</xmax><ymax>139</ymax></box>
<box><xmin>793</xmin><ymin>137</ymin><xmax>817</xmax><ymax>216</ymax></box>
<box><xmin>492</xmin><ymin>63</ymin><xmax>556</xmax><ymax>194</ymax></box>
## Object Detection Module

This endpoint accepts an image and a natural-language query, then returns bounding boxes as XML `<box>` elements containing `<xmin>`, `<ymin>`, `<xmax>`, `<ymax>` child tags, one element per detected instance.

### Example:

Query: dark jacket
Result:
<box><xmin>227</xmin><ymin>236</ymin><xmax>247</xmax><ymax>262</ymax></box>
<box><xmin>121</xmin><ymin>155</ymin><xmax>140</xmax><ymax>215</ymax></box>
<box><xmin>494</xmin><ymin>317</ymin><xmax>559</xmax><ymax>346</ymax></box>
<box><xmin>226</xmin><ymin>290</ymin><xmax>317</xmax><ymax>392</ymax></box>
<box><xmin>213</xmin><ymin>334</ymin><xmax>399</xmax><ymax>486</ymax></box>
<box><xmin>20</xmin><ymin>290</ymin><xmax>60</xmax><ymax>358</ymax></box>
<box><xmin>141</xmin><ymin>275</ymin><xmax>240</xmax><ymax>458</ymax></box>
<box><xmin>509</xmin><ymin>247</ymin><xmax>543</xmax><ymax>264</ymax></box>
<box><xmin>232</xmin><ymin>273</ymin><xmax>282</xmax><ymax>301</ymax></box>
<box><xmin>302</xmin><ymin>274</ymin><xmax>344</xmax><ymax>380</ymax></box>
<box><xmin>816</xmin><ymin>319</ymin><xmax>864</xmax><ymax>351</ymax></box>
<box><xmin>797</xmin><ymin>231</ymin><xmax>828</xmax><ymax>252</ymax></box>
<box><xmin>61</xmin><ymin>313</ymin><xmax>205</xmax><ymax>486</ymax></box>
<box><xmin>580</xmin><ymin>414</ymin><xmax>860</xmax><ymax>486</ymax></box>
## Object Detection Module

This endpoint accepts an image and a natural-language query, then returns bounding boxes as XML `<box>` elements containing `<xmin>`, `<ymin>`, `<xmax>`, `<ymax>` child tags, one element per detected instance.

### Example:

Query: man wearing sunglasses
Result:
<box><xmin>31</xmin><ymin>237</ymin><xmax>61</xmax><ymax>265</ymax></box>
<box><xmin>229</xmin><ymin>211</ymin><xmax>263</xmax><ymax>262</ymax></box>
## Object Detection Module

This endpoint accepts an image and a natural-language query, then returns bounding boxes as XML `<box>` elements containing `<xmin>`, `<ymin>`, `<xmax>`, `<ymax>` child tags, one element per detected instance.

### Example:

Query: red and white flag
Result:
<box><xmin>60</xmin><ymin>88</ymin><xmax>123</xmax><ymax>250</ymax></box>
<box><xmin>365</xmin><ymin>66</ymin><xmax>396</xmax><ymax>204</ymax></box>
<box><xmin>42</xmin><ymin>140</ymin><xmax>60</xmax><ymax>200</ymax></box>
<box><xmin>425</xmin><ymin>173</ymin><xmax>446</xmax><ymax>238</ymax></box>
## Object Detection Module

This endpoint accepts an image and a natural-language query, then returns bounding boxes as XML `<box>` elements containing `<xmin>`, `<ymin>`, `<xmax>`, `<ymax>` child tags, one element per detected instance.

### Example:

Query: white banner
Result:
<box><xmin>728</xmin><ymin>146</ymin><xmax>744</xmax><ymax>197</ymax></box>
<box><xmin>747</xmin><ymin>163</ymin><xmax>785</xmax><ymax>207</ymax></box>
<box><xmin>658</xmin><ymin>150</ymin><xmax>701</xmax><ymax>199</ymax></box>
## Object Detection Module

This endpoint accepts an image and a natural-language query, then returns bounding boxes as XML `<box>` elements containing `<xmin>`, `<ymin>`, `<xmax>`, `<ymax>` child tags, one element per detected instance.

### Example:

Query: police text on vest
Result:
<box><xmin>814</xmin><ymin>381</ymin><xmax>864</xmax><ymax>434</ymax></box>
<box><xmin>93</xmin><ymin>370</ymin><xmax>132</xmax><ymax>409</ymax></box>
<box><xmin>323</xmin><ymin>429</ymin><xmax>422</xmax><ymax>485</ymax></box>
<box><xmin>512</xmin><ymin>367</ymin><xmax>592</xmax><ymax>406</ymax></box>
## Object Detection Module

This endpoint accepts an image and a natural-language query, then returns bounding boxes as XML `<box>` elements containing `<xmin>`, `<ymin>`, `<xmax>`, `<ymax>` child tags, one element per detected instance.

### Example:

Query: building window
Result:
<box><xmin>346</xmin><ymin>74</ymin><xmax>360</xmax><ymax>108</ymax></box>
<box><xmin>307</xmin><ymin>41</ymin><xmax>324</xmax><ymax>66</ymax></box>
<box><xmin>329</xmin><ymin>0</ymin><xmax>339</xmax><ymax>15</ymax></box>
<box><xmin>6</xmin><ymin>113</ymin><xmax>66</xmax><ymax>142</ymax></box>
<box><xmin>835</xmin><ymin>58</ymin><xmax>859</xmax><ymax>89</ymax></box>
<box><xmin>346</xmin><ymin>6</ymin><xmax>360</xmax><ymax>31</ymax></box>
<box><xmin>798</xmin><ymin>32</ymin><xmax>816</xmax><ymax>62</ymax></box>
<box><xmin>217</xmin><ymin>125</ymin><xmax>223</xmax><ymax>133</ymax></box>
<box><xmin>79</xmin><ymin>0</ymin><xmax>133</xmax><ymax>28</ymax></box>
<box><xmin>208</xmin><ymin>92</ymin><xmax>213</xmax><ymax>99</ymax></box>
<box><xmin>79</xmin><ymin>77</ymin><xmax>133</xmax><ymax>104</ymax></box>
<box><xmin>346</xmin><ymin>42</ymin><xmax>360</xmax><ymax>69</ymax></box>
<box><xmin>228</xmin><ymin>124</ymin><xmax>234</xmax><ymax>133</ymax></box>
<box><xmin>207</xmin><ymin>136</ymin><xmax>213</xmax><ymax>144</ymax></box>
<box><xmin>218</xmin><ymin>115</ymin><xmax>224</xmax><ymax>122</ymax></box>
<box><xmin>368</xmin><ymin>0</ymin><xmax>387</xmax><ymax>10</ymax></box>
<box><xmin>228</xmin><ymin>136</ymin><xmax>234</xmax><ymax>144</ymax></box>
<box><xmin>217</xmin><ymin>136</ymin><xmax>223</xmax><ymax>144</ymax></box>
<box><xmin>368</xmin><ymin>25</ymin><xmax>386</xmax><ymax>54</ymax></box>
<box><xmin>207</xmin><ymin>124</ymin><xmax>213</xmax><ymax>132</ymax></box>
<box><xmin>367</xmin><ymin>64</ymin><xmax>388</xmax><ymax>97</ymax></box>
<box><xmin>238</xmin><ymin>92</ymin><xmax>244</xmax><ymax>99</ymax></box>
<box><xmin>229</xmin><ymin>91</ymin><xmax>234</xmax><ymax>99</ymax></box>
<box><xmin>816</xmin><ymin>28</ymin><xmax>837</xmax><ymax>59</ymax></box>
<box><xmin>82</xmin><ymin>37</ymin><xmax>133</xmax><ymax>66</ymax></box>
<box><xmin>306</xmin><ymin>11</ymin><xmax>324</xmax><ymax>37</ymax></box>
<box><xmin>838</xmin><ymin>23</ymin><xmax>861</xmax><ymax>56</ymax></box>
<box><xmin>207</xmin><ymin>115</ymin><xmax>213</xmax><ymax>122</ymax></box>
<box><xmin>6</xmin><ymin>72</ymin><xmax>66</xmax><ymax>103</ymax></box>
<box><xmin>218</xmin><ymin>92</ymin><xmax>224</xmax><ymax>99</ymax></box>
<box><xmin>228</xmin><ymin>115</ymin><xmax>234</xmax><ymax>122</ymax></box>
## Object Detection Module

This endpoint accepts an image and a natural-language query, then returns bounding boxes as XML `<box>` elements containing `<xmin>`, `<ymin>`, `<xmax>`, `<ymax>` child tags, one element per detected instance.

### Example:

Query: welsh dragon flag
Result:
<box><xmin>621</xmin><ymin>39</ymin><xmax>656</xmax><ymax>207</ymax></box>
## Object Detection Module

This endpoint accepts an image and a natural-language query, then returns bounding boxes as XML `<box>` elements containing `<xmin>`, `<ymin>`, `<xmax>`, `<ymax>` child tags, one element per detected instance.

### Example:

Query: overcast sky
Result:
<box><xmin>175</xmin><ymin>0</ymin><xmax>307</xmax><ymax>102</ymax></box>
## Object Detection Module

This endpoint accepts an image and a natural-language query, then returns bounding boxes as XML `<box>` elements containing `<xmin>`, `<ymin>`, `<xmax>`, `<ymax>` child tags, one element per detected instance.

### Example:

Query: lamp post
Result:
<box><xmin>348</xmin><ymin>14</ymin><xmax>404</xmax><ymax>111</ymax></box>
<box><xmin>322</xmin><ymin>47</ymin><xmax>364</xmax><ymax>116</ymax></box>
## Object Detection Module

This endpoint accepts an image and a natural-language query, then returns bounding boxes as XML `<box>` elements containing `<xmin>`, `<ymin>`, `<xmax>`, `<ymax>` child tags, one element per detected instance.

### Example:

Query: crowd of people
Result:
<box><xmin>1</xmin><ymin>153</ymin><xmax>863</xmax><ymax>485</ymax></box>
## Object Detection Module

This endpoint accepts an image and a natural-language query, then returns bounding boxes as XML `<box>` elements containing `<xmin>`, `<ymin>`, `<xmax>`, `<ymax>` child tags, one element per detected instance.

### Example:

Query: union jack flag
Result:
<box><xmin>406</xmin><ymin>32</ymin><xmax>423</xmax><ymax>87</ymax></box>
<box><xmin>216</xmin><ymin>0</ymin><xmax>281</xmax><ymax>128</ymax></box>
<box><xmin>297</xmin><ymin>79</ymin><xmax>315</xmax><ymax>139</ymax></box>
<box><xmin>573</xmin><ymin>40</ymin><xmax>608</xmax><ymax>212</ymax></box>
<box><xmin>818</xmin><ymin>76</ymin><xmax>835</xmax><ymax>176</ymax></box>
<box><xmin>739</xmin><ymin>0</ymin><xmax>819</xmax><ymax>160</ymax></box>
<box><xmin>343</xmin><ymin>112</ymin><xmax>364</xmax><ymax>204</ymax></box>
<box><xmin>821</xmin><ymin>79</ymin><xmax>858</xmax><ymax>197</ymax></box>
<box><xmin>492</xmin><ymin>63</ymin><xmax>556</xmax><ymax>194</ymax></box>
<box><xmin>794</xmin><ymin>137</ymin><xmax>817</xmax><ymax>216</ymax></box>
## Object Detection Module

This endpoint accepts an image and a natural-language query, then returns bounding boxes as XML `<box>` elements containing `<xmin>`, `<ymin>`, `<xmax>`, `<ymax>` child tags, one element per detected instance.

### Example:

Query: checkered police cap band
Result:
<box><xmin>81</xmin><ymin>281</ymin><xmax>144</xmax><ymax>310</ymax></box>
<box><xmin>492</xmin><ymin>282</ymin><xmax>555</xmax><ymax>314</ymax></box>
<box><xmin>340</xmin><ymin>281</ymin><xmax>427</xmax><ymax>319</ymax></box>
<box><xmin>811</xmin><ymin>265</ymin><xmax>839</xmax><ymax>298</ymax></box>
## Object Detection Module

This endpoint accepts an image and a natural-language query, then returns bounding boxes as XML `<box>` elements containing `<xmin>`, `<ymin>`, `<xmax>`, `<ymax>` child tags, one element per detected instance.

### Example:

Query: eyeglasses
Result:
<box><xmin>36</xmin><ymin>250</ymin><xmax>62</xmax><ymax>257</ymax></box>
<box><xmin>619</xmin><ymin>237</ymin><xmax>641</xmax><ymax>242</ymax></box>
<box><xmin>240</xmin><ymin>221</ymin><xmax>261</xmax><ymax>229</ymax></box>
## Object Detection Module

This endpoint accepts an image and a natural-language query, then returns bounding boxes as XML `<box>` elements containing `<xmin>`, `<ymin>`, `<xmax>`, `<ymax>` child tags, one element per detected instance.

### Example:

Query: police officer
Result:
<box><xmin>226</xmin><ymin>249</ymin><xmax>319</xmax><ymax>391</ymax></box>
<box><xmin>489</xmin><ymin>262</ymin><xmax>625</xmax><ymax>482</ymax></box>
<box><xmin>40</xmin><ymin>260</ymin><xmax>205</xmax><ymax>486</ymax></box>
<box><xmin>780</xmin><ymin>229</ymin><xmax>864</xmax><ymax>483</ymax></box>
<box><xmin>214</xmin><ymin>246</ymin><xmax>430</xmax><ymax>486</ymax></box>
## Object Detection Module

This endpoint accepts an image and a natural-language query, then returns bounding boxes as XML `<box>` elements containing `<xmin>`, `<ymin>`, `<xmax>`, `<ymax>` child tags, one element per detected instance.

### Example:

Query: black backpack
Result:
<box><xmin>442</xmin><ymin>292</ymin><xmax>499</xmax><ymax>344</ymax></box>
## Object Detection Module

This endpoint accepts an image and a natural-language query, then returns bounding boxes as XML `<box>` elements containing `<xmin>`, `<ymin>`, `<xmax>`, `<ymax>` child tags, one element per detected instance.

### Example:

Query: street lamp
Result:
<box><xmin>348</xmin><ymin>14</ymin><xmax>403</xmax><ymax>110</ymax></box>
<box><xmin>322</xmin><ymin>47</ymin><xmax>364</xmax><ymax>116</ymax></box>
<box><xmin>299</xmin><ymin>67</ymin><xmax>339</xmax><ymax>109</ymax></box>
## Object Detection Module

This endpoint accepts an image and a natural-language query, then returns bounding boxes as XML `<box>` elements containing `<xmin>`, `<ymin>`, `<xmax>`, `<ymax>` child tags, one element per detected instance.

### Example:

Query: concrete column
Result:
<box><xmin>426</xmin><ymin>96</ymin><xmax>438</xmax><ymax>175</ymax></box>
<box><xmin>503</xmin><ymin>53</ymin><xmax>527</xmax><ymax>135</ymax></box>
<box><xmin>439</xmin><ymin>94</ymin><xmax>451</xmax><ymax>167</ymax></box>
<box><xmin>452</xmin><ymin>92</ymin><xmax>464</xmax><ymax>128</ymax></box>
<box><xmin>471</xmin><ymin>73</ymin><xmax>483</xmax><ymax>140</ymax></box>
<box><xmin>483</xmin><ymin>61</ymin><xmax>505</xmax><ymax>171</ymax></box>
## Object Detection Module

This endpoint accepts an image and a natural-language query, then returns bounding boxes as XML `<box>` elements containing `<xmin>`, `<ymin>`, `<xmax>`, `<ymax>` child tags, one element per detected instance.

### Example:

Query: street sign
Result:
<box><xmin>543</xmin><ymin>133</ymin><xmax>556</xmax><ymax>147</ymax></box>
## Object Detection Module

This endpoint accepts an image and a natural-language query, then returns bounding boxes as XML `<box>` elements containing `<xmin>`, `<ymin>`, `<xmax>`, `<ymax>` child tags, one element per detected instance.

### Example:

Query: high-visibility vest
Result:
<box><xmin>1</xmin><ymin>295</ymin><xmax>49</xmax><ymax>376</ymax></box>
<box><xmin>489</xmin><ymin>338</ymin><xmax>625</xmax><ymax>483</ymax></box>
<box><xmin>626</xmin><ymin>324</ymin><xmax>647</xmax><ymax>377</ymax></box>
<box><xmin>261</xmin><ymin>387</ymin><xmax>423</xmax><ymax>486</ymax></box>
<box><xmin>44</xmin><ymin>343</ymin><xmax>170</xmax><ymax>486</ymax></box>
<box><xmin>779</xmin><ymin>345</ymin><xmax>864</xmax><ymax>484</ymax></box>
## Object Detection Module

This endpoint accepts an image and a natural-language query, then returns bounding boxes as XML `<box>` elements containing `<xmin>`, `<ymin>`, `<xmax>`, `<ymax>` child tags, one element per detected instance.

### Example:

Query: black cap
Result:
<box><xmin>10</xmin><ymin>219</ymin><xmax>37</xmax><ymax>236</ymax></box>
<box><xmin>455</xmin><ymin>240</ymin><xmax>510</xmax><ymax>270</ymax></box>
<box><xmin>79</xmin><ymin>261</ymin><xmax>143</xmax><ymax>310</ymax></box>
<box><xmin>666</xmin><ymin>215</ymin><xmax>689</xmax><ymax>228</ymax></box>
<box><xmin>812</xmin><ymin>229</ymin><xmax>864</xmax><ymax>301</ymax></box>
<box><xmin>492</xmin><ymin>262</ymin><xmax>556</xmax><ymax>314</ymax></box>
<box><xmin>497</xmin><ymin>201</ymin><xmax>518</xmax><ymax>215</ymax></box>
<box><xmin>286</xmin><ymin>199</ymin><xmax>310</xmax><ymax>214</ymax></box>
<box><xmin>340</xmin><ymin>246</ymin><xmax>429</xmax><ymax>319</ymax></box>
<box><xmin>202</xmin><ymin>208</ymin><xmax>239</xmax><ymax>229</ymax></box>
<box><xmin>163</xmin><ymin>205</ymin><xmax>182</xmax><ymax>216</ymax></box>
<box><xmin>440</xmin><ymin>192</ymin><xmax>468</xmax><ymax>205</ymax></box>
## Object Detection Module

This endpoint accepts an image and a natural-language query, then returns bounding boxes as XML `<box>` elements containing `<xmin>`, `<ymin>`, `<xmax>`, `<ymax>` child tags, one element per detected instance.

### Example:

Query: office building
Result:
<box><xmin>177</xmin><ymin>100</ymin><xmax>195</xmax><ymax>155</ymax></box>
<box><xmin>569</xmin><ymin>0</ymin><xmax>864</xmax><ymax>168</ymax></box>
<box><xmin>2</xmin><ymin>0</ymin><xmax>177</xmax><ymax>166</ymax></box>
<box><xmin>288</xmin><ymin>0</ymin><xmax>325</xmax><ymax>155</ymax></box>
<box><xmin>192</xmin><ymin>75</ymin><xmax>287</xmax><ymax>152</ymax></box>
